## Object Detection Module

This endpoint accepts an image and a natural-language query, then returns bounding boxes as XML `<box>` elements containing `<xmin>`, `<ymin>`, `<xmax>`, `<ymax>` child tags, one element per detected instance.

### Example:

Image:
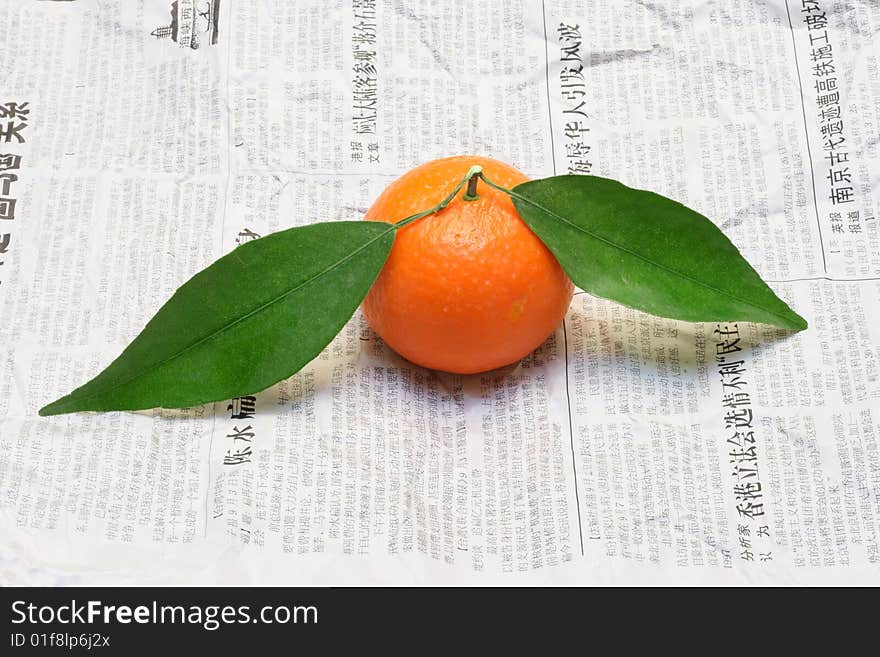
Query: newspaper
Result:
<box><xmin>1</xmin><ymin>0</ymin><xmax>878</xmax><ymax>585</ymax></box>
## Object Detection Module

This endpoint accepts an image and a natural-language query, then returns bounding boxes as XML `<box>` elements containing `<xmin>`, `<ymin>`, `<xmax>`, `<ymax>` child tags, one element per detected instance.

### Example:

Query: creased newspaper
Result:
<box><xmin>1</xmin><ymin>0</ymin><xmax>878</xmax><ymax>585</ymax></box>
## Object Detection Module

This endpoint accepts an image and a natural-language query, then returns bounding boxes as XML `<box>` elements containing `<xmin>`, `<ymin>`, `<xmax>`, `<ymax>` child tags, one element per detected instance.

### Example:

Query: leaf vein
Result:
<box><xmin>51</xmin><ymin>224</ymin><xmax>395</xmax><ymax>410</ymax></box>
<box><xmin>510</xmin><ymin>185</ymin><xmax>796</xmax><ymax>325</ymax></box>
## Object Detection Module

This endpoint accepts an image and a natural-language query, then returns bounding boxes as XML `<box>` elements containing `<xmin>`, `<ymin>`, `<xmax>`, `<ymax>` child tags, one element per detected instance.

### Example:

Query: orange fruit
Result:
<box><xmin>362</xmin><ymin>155</ymin><xmax>574</xmax><ymax>374</ymax></box>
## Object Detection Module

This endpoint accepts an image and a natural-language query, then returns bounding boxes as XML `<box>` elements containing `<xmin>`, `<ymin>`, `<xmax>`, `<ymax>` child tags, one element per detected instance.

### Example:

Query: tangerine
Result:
<box><xmin>363</xmin><ymin>155</ymin><xmax>574</xmax><ymax>374</ymax></box>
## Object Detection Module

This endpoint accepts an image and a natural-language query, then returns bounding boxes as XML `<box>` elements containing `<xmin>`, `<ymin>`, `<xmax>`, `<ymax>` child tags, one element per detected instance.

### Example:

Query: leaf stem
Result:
<box><xmin>474</xmin><ymin>171</ymin><xmax>513</xmax><ymax>196</ymax></box>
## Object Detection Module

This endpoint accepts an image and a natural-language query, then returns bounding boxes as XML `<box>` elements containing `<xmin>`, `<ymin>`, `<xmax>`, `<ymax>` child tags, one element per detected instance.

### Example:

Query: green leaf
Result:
<box><xmin>40</xmin><ymin>221</ymin><xmax>395</xmax><ymax>416</ymax></box>
<box><xmin>508</xmin><ymin>175</ymin><xmax>807</xmax><ymax>330</ymax></box>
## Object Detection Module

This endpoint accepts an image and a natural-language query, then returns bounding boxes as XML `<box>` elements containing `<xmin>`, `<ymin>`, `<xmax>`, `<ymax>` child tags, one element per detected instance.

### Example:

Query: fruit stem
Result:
<box><xmin>463</xmin><ymin>165</ymin><xmax>483</xmax><ymax>201</ymax></box>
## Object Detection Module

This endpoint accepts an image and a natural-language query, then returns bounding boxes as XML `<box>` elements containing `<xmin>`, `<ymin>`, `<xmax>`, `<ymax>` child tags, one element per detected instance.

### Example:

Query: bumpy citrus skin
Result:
<box><xmin>363</xmin><ymin>155</ymin><xmax>574</xmax><ymax>374</ymax></box>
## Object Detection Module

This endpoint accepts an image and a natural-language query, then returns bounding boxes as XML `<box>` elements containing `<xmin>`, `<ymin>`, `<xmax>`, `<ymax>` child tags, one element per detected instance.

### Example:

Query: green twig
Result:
<box><xmin>392</xmin><ymin>166</ymin><xmax>487</xmax><ymax>229</ymax></box>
